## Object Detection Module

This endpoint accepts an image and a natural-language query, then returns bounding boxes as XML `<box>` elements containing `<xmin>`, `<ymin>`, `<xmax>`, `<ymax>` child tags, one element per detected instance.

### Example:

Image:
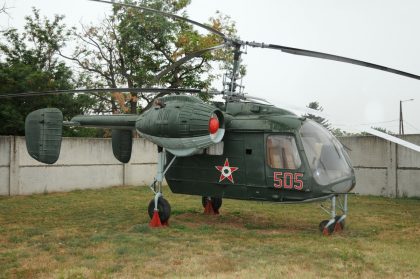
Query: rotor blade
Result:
<box><xmin>243</xmin><ymin>95</ymin><xmax>271</xmax><ymax>104</ymax></box>
<box><xmin>0</xmin><ymin>87</ymin><xmax>203</xmax><ymax>98</ymax></box>
<box><xmin>246</xmin><ymin>42</ymin><xmax>420</xmax><ymax>81</ymax></box>
<box><xmin>275</xmin><ymin>102</ymin><xmax>332</xmax><ymax>119</ymax></box>
<box><xmin>89</xmin><ymin>0</ymin><xmax>227</xmax><ymax>39</ymax></box>
<box><xmin>357</xmin><ymin>126</ymin><xmax>420</xmax><ymax>153</ymax></box>
<box><xmin>155</xmin><ymin>44</ymin><xmax>226</xmax><ymax>81</ymax></box>
<box><xmin>281</xmin><ymin>102</ymin><xmax>420</xmax><ymax>153</ymax></box>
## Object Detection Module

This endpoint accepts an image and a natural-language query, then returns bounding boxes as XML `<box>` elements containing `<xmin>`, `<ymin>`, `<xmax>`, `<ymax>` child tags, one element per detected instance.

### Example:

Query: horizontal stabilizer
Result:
<box><xmin>69</xmin><ymin>115</ymin><xmax>138</xmax><ymax>130</ymax></box>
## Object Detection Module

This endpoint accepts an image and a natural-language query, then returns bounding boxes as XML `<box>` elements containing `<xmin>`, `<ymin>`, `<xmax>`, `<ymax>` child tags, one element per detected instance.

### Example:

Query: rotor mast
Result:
<box><xmin>224</xmin><ymin>43</ymin><xmax>244</xmax><ymax>100</ymax></box>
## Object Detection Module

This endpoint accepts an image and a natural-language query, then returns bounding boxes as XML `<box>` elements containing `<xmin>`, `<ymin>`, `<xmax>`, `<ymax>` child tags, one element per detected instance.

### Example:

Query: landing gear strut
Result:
<box><xmin>148</xmin><ymin>147</ymin><xmax>176</xmax><ymax>227</ymax></box>
<box><xmin>319</xmin><ymin>194</ymin><xmax>348</xmax><ymax>235</ymax></box>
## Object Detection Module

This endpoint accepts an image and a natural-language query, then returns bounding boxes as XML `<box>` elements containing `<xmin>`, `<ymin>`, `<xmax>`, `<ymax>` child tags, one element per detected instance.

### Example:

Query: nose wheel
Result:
<box><xmin>319</xmin><ymin>194</ymin><xmax>348</xmax><ymax>236</ymax></box>
<box><xmin>319</xmin><ymin>215</ymin><xmax>345</xmax><ymax>235</ymax></box>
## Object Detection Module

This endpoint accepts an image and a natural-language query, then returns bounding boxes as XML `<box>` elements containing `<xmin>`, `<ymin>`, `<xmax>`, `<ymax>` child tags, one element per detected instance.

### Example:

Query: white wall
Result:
<box><xmin>0</xmin><ymin>136</ymin><xmax>157</xmax><ymax>195</ymax></box>
<box><xmin>1</xmin><ymin>135</ymin><xmax>420</xmax><ymax>197</ymax></box>
<box><xmin>340</xmin><ymin>134</ymin><xmax>420</xmax><ymax>197</ymax></box>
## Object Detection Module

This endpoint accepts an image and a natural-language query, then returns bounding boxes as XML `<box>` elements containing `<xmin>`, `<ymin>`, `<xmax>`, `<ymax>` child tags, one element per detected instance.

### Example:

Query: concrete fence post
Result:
<box><xmin>123</xmin><ymin>163</ymin><xmax>127</xmax><ymax>186</ymax></box>
<box><xmin>9</xmin><ymin>136</ymin><xmax>20</xmax><ymax>195</ymax></box>
<box><xmin>386</xmin><ymin>141</ymin><xmax>397</xmax><ymax>198</ymax></box>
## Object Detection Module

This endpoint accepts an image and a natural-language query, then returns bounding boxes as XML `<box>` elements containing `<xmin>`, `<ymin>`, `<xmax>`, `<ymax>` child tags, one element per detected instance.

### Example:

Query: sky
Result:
<box><xmin>2</xmin><ymin>0</ymin><xmax>420</xmax><ymax>134</ymax></box>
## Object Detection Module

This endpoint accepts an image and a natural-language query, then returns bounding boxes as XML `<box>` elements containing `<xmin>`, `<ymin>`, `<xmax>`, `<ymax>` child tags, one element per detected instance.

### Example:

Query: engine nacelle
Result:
<box><xmin>136</xmin><ymin>95</ymin><xmax>225</xmax><ymax>156</ymax></box>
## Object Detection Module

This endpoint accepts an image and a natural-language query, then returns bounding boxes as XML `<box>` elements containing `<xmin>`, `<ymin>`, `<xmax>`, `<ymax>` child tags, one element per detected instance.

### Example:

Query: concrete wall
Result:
<box><xmin>1</xmin><ymin>135</ymin><xmax>420</xmax><ymax>197</ymax></box>
<box><xmin>0</xmin><ymin>136</ymin><xmax>157</xmax><ymax>195</ymax></box>
<box><xmin>340</xmin><ymin>135</ymin><xmax>420</xmax><ymax>198</ymax></box>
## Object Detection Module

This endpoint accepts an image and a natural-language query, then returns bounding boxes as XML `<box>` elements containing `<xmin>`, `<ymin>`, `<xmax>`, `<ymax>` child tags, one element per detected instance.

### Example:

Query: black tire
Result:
<box><xmin>319</xmin><ymin>219</ymin><xmax>334</xmax><ymax>235</ymax></box>
<box><xmin>148</xmin><ymin>197</ymin><xmax>171</xmax><ymax>223</ymax></box>
<box><xmin>334</xmin><ymin>215</ymin><xmax>345</xmax><ymax>229</ymax></box>
<box><xmin>202</xmin><ymin>197</ymin><xmax>208</xmax><ymax>208</ymax></box>
<box><xmin>212</xmin><ymin>197</ymin><xmax>222</xmax><ymax>211</ymax></box>
<box><xmin>201</xmin><ymin>197</ymin><xmax>223</xmax><ymax>211</ymax></box>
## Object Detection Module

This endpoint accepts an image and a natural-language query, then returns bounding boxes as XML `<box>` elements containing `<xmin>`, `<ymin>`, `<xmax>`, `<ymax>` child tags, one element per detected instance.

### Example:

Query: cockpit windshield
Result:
<box><xmin>300</xmin><ymin>120</ymin><xmax>352</xmax><ymax>185</ymax></box>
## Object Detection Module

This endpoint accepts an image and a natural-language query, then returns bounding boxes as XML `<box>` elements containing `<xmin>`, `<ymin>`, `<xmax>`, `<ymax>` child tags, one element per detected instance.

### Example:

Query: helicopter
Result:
<box><xmin>2</xmin><ymin>0</ymin><xmax>420</xmax><ymax>235</ymax></box>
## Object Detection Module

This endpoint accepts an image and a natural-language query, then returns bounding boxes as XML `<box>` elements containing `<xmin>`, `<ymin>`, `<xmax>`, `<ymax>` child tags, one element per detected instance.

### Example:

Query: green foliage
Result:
<box><xmin>0</xmin><ymin>9</ymin><xmax>95</xmax><ymax>136</ymax></box>
<box><xmin>372</xmin><ymin>126</ymin><xmax>395</xmax><ymax>135</ymax></box>
<box><xmin>303</xmin><ymin>102</ymin><xmax>398</xmax><ymax>137</ymax></box>
<box><xmin>66</xmin><ymin>0</ymin><xmax>237</xmax><ymax>113</ymax></box>
<box><xmin>304</xmin><ymin>101</ymin><xmax>331</xmax><ymax>130</ymax></box>
<box><xmin>0</xmin><ymin>2</ymin><xmax>239</xmax><ymax>136</ymax></box>
<box><xmin>331</xmin><ymin>127</ymin><xmax>353</xmax><ymax>137</ymax></box>
<box><xmin>357</xmin><ymin>126</ymin><xmax>396</xmax><ymax>136</ymax></box>
<box><xmin>304</xmin><ymin>102</ymin><xmax>361</xmax><ymax>137</ymax></box>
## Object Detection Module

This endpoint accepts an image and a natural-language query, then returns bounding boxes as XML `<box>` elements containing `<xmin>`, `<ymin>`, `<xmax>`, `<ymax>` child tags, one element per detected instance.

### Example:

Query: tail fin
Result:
<box><xmin>112</xmin><ymin>129</ymin><xmax>133</xmax><ymax>163</ymax></box>
<box><xmin>25</xmin><ymin>108</ymin><xmax>63</xmax><ymax>164</ymax></box>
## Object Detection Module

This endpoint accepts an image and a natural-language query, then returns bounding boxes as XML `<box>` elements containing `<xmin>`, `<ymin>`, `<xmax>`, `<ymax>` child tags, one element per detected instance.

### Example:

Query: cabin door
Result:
<box><xmin>243</xmin><ymin>133</ymin><xmax>266</xmax><ymax>187</ymax></box>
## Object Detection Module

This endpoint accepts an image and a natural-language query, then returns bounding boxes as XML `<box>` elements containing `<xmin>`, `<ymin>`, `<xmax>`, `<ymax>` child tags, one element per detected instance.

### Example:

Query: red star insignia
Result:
<box><xmin>215</xmin><ymin>158</ymin><xmax>239</xmax><ymax>184</ymax></box>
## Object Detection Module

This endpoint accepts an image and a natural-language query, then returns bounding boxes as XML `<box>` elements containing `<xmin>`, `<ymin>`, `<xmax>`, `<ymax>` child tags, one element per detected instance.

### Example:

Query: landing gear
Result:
<box><xmin>319</xmin><ymin>194</ymin><xmax>348</xmax><ymax>236</ymax></box>
<box><xmin>202</xmin><ymin>197</ymin><xmax>222</xmax><ymax>214</ymax></box>
<box><xmin>148</xmin><ymin>147</ymin><xmax>176</xmax><ymax>228</ymax></box>
<box><xmin>148</xmin><ymin>196</ymin><xmax>171</xmax><ymax>225</ymax></box>
<box><xmin>319</xmin><ymin>216</ymin><xmax>345</xmax><ymax>235</ymax></box>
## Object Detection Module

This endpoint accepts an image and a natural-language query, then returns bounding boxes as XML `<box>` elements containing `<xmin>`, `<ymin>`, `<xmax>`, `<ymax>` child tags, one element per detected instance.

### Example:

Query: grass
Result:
<box><xmin>0</xmin><ymin>186</ymin><xmax>419</xmax><ymax>278</ymax></box>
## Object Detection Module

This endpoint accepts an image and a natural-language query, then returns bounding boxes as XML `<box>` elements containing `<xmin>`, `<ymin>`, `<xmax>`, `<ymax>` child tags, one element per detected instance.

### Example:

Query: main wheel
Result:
<box><xmin>319</xmin><ymin>220</ymin><xmax>334</xmax><ymax>235</ymax></box>
<box><xmin>333</xmin><ymin>215</ymin><xmax>345</xmax><ymax>232</ymax></box>
<box><xmin>202</xmin><ymin>197</ymin><xmax>222</xmax><ymax>211</ymax></box>
<box><xmin>148</xmin><ymin>197</ymin><xmax>171</xmax><ymax>223</ymax></box>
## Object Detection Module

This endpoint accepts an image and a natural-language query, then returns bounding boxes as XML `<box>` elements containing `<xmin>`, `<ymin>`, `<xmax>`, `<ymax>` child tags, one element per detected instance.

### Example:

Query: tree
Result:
<box><xmin>0</xmin><ymin>1</ymin><xmax>9</xmax><ymax>24</ymax></box>
<box><xmin>303</xmin><ymin>101</ymin><xmax>356</xmax><ymax>137</ymax></box>
<box><xmin>61</xmin><ymin>0</ymin><xmax>237</xmax><ymax>114</ymax></box>
<box><xmin>330</xmin><ymin>128</ymin><xmax>350</xmax><ymax>137</ymax></box>
<box><xmin>372</xmin><ymin>126</ymin><xmax>395</xmax><ymax>135</ymax></box>
<box><xmin>357</xmin><ymin>126</ymin><xmax>396</xmax><ymax>136</ymax></box>
<box><xmin>0</xmin><ymin>9</ymin><xmax>96</xmax><ymax>136</ymax></box>
<box><xmin>304</xmin><ymin>101</ymin><xmax>331</xmax><ymax>130</ymax></box>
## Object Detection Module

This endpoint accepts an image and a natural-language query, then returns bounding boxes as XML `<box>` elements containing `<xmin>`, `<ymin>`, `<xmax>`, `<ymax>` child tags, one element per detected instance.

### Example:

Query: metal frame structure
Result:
<box><xmin>149</xmin><ymin>148</ymin><xmax>176</xmax><ymax>210</ymax></box>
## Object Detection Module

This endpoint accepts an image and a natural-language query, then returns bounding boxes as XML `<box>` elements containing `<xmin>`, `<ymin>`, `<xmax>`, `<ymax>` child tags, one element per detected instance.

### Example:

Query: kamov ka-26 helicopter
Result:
<box><xmin>3</xmin><ymin>0</ymin><xmax>420</xmax><ymax>235</ymax></box>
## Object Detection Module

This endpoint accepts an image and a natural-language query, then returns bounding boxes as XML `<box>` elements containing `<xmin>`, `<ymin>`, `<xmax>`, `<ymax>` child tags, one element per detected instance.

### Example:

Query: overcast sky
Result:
<box><xmin>2</xmin><ymin>0</ymin><xmax>420</xmax><ymax>134</ymax></box>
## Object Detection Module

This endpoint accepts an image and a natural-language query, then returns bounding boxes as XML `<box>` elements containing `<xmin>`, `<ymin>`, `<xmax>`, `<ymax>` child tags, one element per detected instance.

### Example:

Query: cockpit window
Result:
<box><xmin>267</xmin><ymin>135</ymin><xmax>301</xmax><ymax>169</ymax></box>
<box><xmin>300</xmin><ymin>120</ymin><xmax>352</xmax><ymax>185</ymax></box>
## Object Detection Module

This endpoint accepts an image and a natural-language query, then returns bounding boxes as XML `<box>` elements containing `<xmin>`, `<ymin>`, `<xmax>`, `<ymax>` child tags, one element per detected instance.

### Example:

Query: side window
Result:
<box><xmin>267</xmin><ymin>135</ymin><xmax>301</xmax><ymax>169</ymax></box>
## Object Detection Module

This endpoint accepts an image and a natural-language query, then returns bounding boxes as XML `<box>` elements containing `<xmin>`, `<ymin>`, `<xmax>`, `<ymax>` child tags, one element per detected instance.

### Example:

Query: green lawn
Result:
<box><xmin>0</xmin><ymin>186</ymin><xmax>419</xmax><ymax>278</ymax></box>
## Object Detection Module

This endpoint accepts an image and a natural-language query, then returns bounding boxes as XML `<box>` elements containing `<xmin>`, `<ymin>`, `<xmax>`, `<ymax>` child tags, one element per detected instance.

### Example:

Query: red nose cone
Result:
<box><xmin>209</xmin><ymin>117</ymin><xmax>219</xmax><ymax>134</ymax></box>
